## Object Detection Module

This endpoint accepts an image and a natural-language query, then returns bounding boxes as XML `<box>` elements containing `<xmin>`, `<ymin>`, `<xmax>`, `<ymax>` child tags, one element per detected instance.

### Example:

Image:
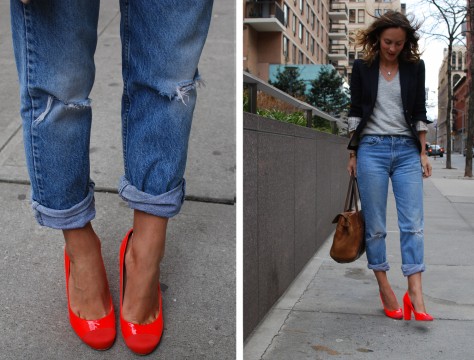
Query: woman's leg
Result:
<box><xmin>118</xmin><ymin>0</ymin><xmax>214</xmax><ymax>323</ymax></box>
<box><xmin>10</xmin><ymin>0</ymin><xmax>109</xmax><ymax>319</ymax></box>
<box><xmin>357</xmin><ymin>136</ymin><xmax>399</xmax><ymax>309</ymax></box>
<box><xmin>391</xmin><ymin>137</ymin><xmax>427</xmax><ymax>312</ymax></box>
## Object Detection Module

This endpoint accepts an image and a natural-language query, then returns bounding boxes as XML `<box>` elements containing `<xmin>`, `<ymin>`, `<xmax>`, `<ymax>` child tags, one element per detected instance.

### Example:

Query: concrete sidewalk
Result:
<box><xmin>0</xmin><ymin>1</ymin><xmax>235</xmax><ymax>359</ymax></box>
<box><xmin>245</xmin><ymin>153</ymin><xmax>474</xmax><ymax>360</ymax></box>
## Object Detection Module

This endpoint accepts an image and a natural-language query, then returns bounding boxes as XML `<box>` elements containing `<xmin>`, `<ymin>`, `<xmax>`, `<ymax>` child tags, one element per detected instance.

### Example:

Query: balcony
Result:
<box><xmin>329</xmin><ymin>1</ymin><xmax>349</xmax><ymax>21</ymax></box>
<box><xmin>329</xmin><ymin>23</ymin><xmax>348</xmax><ymax>41</ymax></box>
<box><xmin>328</xmin><ymin>43</ymin><xmax>348</xmax><ymax>61</ymax></box>
<box><xmin>244</xmin><ymin>1</ymin><xmax>286</xmax><ymax>32</ymax></box>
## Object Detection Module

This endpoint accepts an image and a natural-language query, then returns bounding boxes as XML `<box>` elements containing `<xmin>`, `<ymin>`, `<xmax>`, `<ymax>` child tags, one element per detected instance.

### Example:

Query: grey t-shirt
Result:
<box><xmin>361</xmin><ymin>72</ymin><xmax>412</xmax><ymax>137</ymax></box>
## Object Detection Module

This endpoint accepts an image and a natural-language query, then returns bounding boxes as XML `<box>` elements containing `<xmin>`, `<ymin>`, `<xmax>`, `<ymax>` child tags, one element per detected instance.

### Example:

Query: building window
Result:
<box><xmin>374</xmin><ymin>9</ymin><xmax>382</xmax><ymax>17</ymax></box>
<box><xmin>349</xmin><ymin>9</ymin><xmax>356</xmax><ymax>23</ymax></box>
<box><xmin>317</xmin><ymin>43</ymin><xmax>320</xmax><ymax>61</ymax></box>
<box><xmin>300</xmin><ymin>0</ymin><xmax>304</xmax><ymax>14</ymax></box>
<box><xmin>306</xmin><ymin>31</ymin><xmax>309</xmax><ymax>49</ymax></box>
<box><xmin>311</xmin><ymin>12</ymin><xmax>315</xmax><ymax>29</ymax></box>
<box><xmin>299</xmin><ymin>50</ymin><xmax>304</xmax><ymax>64</ymax></box>
<box><xmin>321</xmin><ymin>48</ymin><xmax>324</xmax><ymax>63</ymax></box>
<box><xmin>292</xmin><ymin>14</ymin><xmax>297</xmax><ymax>35</ymax></box>
<box><xmin>316</xmin><ymin>19</ymin><xmax>320</xmax><ymax>37</ymax></box>
<box><xmin>293</xmin><ymin>44</ymin><xmax>297</xmax><ymax>63</ymax></box>
<box><xmin>458</xmin><ymin>51</ymin><xmax>463</xmax><ymax>70</ymax></box>
<box><xmin>311</xmin><ymin>37</ymin><xmax>315</xmax><ymax>55</ymax></box>
<box><xmin>284</xmin><ymin>4</ymin><xmax>289</xmax><ymax>27</ymax></box>
<box><xmin>358</xmin><ymin>9</ymin><xmax>365</xmax><ymax>23</ymax></box>
<box><xmin>318</xmin><ymin>0</ymin><xmax>321</xmax><ymax>13</ymax></box>
<box><xmin>283</xmin><ymin>36</ymin><xmax>289</xmax><ymax>60</ymax></box>
<box><xmin>299</xmin><ymin>22</ymin><xmax>303</xmax><ymax>43</ymax></box>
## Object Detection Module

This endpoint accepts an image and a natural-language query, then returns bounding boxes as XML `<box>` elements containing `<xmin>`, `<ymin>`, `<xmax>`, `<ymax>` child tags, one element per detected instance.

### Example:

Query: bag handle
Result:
<box><xmin>344</xmin><ymin>175</ymin><xmax>360</xmax><ymax>212</ymax></box>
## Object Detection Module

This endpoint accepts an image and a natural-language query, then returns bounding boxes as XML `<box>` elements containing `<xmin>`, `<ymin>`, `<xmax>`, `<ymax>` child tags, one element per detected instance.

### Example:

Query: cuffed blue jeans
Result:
<box><xmin>10</xmin><ymin>0</ymin><xmax>213</xmax><ymax>229</ymax></box>
<box><xmin>357</xmin><ymin>135</ymin><xmax>425</xmax><ymax>277</ymax></box>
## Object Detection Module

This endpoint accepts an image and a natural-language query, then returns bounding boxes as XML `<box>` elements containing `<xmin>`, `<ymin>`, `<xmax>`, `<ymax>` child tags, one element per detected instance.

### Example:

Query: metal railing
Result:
<box><xmin>329</xmin><ymin>1</ymin><xmax>349</xmax><ymax>15</ymax></box>
<box><xmin>329</xmin><ymin>43</ymin><xmax>348</xmax><ymax>57</ymax></box>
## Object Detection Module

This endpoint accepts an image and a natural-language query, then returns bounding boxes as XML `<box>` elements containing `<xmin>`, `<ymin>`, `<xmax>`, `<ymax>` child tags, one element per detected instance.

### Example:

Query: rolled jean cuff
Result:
<box><xmin>32</xmin><ymin>182</ymin><xmax>96</xmax><ymax>230</ymax></box>
<box><xmin>118</xmin><ymin>176</ymin><xmax>186</xmax><ymax>218</ymax></box>
<box><xmin>402</xmin><ymin>264</ymin><xmax>425</xmax><ymax>277</ymax></box>
<box><xmin>367</xmin><ymin>261</ymin><xmax>390</xmax><ymax>272</ymax></box>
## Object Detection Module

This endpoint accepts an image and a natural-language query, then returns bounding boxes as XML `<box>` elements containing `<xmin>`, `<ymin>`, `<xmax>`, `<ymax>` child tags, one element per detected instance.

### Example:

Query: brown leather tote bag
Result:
<box><xmin>330</xmin><ymin>175</ymin><xmax>365</xmax><ymax>263</ymax></box>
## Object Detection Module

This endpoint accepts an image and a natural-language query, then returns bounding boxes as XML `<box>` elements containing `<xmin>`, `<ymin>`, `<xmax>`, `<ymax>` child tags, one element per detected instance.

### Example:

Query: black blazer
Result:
<box><xmin>347</xmin><ymin>56</ymin><xmax>430</xmax><ymax>152</ymax></box>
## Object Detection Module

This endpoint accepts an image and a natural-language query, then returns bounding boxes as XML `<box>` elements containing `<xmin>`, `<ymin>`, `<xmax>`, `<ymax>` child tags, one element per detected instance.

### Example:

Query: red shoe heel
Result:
<box><xmin>120</xmin><ymin>229</ymin><xmax>164</xmax><ymax>355</ymax></box>
<box><xmin>64</xmin><ymin>251</ymin><xmax>116</xmax><ymax>350</ymax></box>
<box><xmin>403</xmin><ymin>292</ymin><xmax>433</xmax><ymax>321</ymax></box>
<box><xmin>379</xmin><ymin>292</ymin><xmax>403</xmax><ymax>320</ymax></box>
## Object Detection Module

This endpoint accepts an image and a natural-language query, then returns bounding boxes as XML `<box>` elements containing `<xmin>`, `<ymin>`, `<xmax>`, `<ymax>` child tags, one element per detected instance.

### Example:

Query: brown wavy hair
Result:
<box><xmin>355</xmin><ymin>10</ymin><xmax>422</xmax><ymax>64</ymax></box>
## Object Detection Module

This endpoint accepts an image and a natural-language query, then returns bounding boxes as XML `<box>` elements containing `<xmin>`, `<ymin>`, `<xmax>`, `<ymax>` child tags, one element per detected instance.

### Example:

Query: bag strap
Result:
<box><xmin>345</xmin><ymin>175</ymin><xmax>360</xmax><ymax>212</ymax></box>
<box><xmin>344</xmin><ymin>175</ymin><xmax>354</xmax><ymax>211</ymax></box>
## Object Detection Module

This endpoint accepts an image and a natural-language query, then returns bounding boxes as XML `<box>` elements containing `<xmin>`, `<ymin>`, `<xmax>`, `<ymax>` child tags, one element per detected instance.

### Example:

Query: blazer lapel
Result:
<box><xmin>399</xmin><ymin>61</ymin><xmax>408</xmax><ymax>112</ymax></box>
<box><xmin>370</xmin><ymin>57</ymin><xmax>380</xmax><ymax>109</ymax></box>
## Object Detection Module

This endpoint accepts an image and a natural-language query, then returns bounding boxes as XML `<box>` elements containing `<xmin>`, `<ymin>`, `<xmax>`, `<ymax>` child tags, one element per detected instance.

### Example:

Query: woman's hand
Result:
<box><xmin>347</xmin><ymin>156</ymin><xmax>357</xmax><ymax>177</ymax></box>
<box><xmin>420</xmin><ymin>154</ymin><xmax>432</xmax><ymax>178</ymax></box>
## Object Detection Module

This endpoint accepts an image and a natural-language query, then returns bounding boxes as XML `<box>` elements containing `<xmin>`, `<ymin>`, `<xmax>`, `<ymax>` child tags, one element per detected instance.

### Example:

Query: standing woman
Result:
<box><xmin>347</xmin><ymin>11</ymin><xmax>433</xmax><ymax>321</ymax></box>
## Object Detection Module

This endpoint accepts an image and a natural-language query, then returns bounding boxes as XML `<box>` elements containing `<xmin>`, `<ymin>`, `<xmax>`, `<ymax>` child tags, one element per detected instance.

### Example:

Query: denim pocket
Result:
<box><xmin>360</xmin><ymin>135</ymin><xmax>383</xmax><ymax>146</ymax></box>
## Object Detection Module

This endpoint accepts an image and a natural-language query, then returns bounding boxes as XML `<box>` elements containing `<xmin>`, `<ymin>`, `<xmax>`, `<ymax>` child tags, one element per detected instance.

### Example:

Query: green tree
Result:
<box><xmin>269</xmin><ymin>66</ymin><xmax>306</xmax><ymax>98</ymax></box>
<box><xmin>307</xmin><ymin>66</ymin><xmax>349</xmax><ymax>118</ymax></box>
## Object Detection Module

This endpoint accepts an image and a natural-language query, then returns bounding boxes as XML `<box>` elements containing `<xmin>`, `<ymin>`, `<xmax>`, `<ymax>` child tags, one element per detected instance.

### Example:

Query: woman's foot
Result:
<box><xmin>407</xmin><ymin>272</ymin><xmax>428</xmax><ymax>314</ymax></box>
<box><xmin>121</xmin><ymin>211</ymin><xmax>167</xmax><ymax>325</ymax></box>
<box><xmin>379</xmin><ymin>286</ymin><xmax>401</xmax><ymax>312</ymax></box>
<box><xmin>64</xmin><ymin>223</ymin><xmax>111</xmax><ymax>320</ymax></box>
<box><xmin>374</xmin><ymin>271</ymin><xmax>400</xmax><ymax>311</ymax></box>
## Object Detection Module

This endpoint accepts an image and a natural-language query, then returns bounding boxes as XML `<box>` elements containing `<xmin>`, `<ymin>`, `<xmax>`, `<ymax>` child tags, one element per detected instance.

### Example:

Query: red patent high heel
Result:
<box><xmin>64</xmin><ymin>251</ymin><xmax>116</xmax><ymax>350</ymax></box>
<box><xmin>379</xmin><ymin>291</ymin><xmax>403</xmax><ymax>320</ymax></box>
<box><xmin>120</xmin><ymin>229</ymin><xmax>164</xmax><ymax>355</ymax></box>
<box><xmin>403</xmin><ymin>291</ymin><xmax>433</xmax><ymax>321</ymax></box>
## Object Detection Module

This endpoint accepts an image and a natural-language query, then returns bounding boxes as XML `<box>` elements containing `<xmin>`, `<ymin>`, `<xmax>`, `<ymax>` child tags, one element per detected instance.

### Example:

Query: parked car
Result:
<box><xmin>463</xmin><ymin>147</ymin><xmax>474</xmax><ymax>157</ymax></box>
<box><xmin>427</xmin><ymin>144</ymin><xmax>444</xmax><ymax>157</ymax></box>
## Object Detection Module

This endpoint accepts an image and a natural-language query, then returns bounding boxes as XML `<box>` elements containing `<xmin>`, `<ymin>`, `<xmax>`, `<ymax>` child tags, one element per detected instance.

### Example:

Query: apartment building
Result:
<box><xmin>437</xmin><ymin>46</ymin><xmax>468</xmax><ymax>151</ymax></box>
<box><xmin>243</xmin><ymin>0</ymin><xmax>348</xmax><ymax>81</ymax></box>
<box><xmin>243</xmin><ymin>1</ymin><xmax>405</xmax><ymax>83</ymax></box>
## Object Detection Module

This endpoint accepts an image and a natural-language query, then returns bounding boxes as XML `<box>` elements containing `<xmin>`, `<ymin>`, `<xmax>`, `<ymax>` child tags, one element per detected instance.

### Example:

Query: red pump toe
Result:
<box><xmin>120</xmin><ymin>229</ymin><xmax>164</xmax><ymax>355</ymax></box>
<box><xmin>379</xmin><ymin>291</ymin><xmax>403</xmax><ymax>320</ymax></box>
<box><xmin>64</xmin><ymin>251</ymin><xmax>116</xmax><ymax>350</ymax></box>
<box><xmin>403</xmin><ymin>291</ymin><xmax>434</xmax><ymax>321</ymax></box>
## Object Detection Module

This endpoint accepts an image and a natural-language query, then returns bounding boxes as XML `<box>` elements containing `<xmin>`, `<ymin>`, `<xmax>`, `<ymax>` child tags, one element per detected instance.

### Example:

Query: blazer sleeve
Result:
<box><xmin>412</xmin><ymin>60</ymin><xmax>430</xmax><ymax>123</ymax></box>
<box><xmin>348</xmin><ymin>60</ymin><xmax>363</xmax><ymax>119</ymax></box>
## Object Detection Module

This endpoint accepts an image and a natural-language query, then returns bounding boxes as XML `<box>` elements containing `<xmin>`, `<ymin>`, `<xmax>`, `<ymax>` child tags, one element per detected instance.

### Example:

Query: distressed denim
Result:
<box><xmin>10</xmin><ymin>0</ymin><xmax>213</xmax><ymax>229</ymax></box>
<box><xmin>357</xmin><ymin>135</ymin><xmax>425</xmax><ymax>277</ymax></box>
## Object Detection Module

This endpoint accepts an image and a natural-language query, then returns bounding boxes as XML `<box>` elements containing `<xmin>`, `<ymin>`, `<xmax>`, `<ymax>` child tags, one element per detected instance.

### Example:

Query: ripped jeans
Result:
<box><xmin>10</xmin><ymin>0</ymin><xmax>214</xmax><ymax>229</ymax></box>
<box><xmin>357</xmin><ymin>135</ymin><xmax>425</xmax><ymax>277</ymax></box>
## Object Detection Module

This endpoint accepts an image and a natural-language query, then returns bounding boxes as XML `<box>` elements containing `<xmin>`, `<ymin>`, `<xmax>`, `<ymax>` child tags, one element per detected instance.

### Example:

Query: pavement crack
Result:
<box><xmin>0</xmin><ymin>124</ymin><xmax>21</xmax><ymax>154</ymax></box>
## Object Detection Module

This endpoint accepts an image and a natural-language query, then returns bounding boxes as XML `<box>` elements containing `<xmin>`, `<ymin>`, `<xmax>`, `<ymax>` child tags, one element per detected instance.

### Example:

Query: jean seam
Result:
<box><xmin>121</xmin><ymin>0</ymin><xmax>131</xmax><ymax>180</ymax></box>
<box><xmin>24</xmin><ymin>4</ymin><xmax>45</xmax><ymax>204</ymax></box>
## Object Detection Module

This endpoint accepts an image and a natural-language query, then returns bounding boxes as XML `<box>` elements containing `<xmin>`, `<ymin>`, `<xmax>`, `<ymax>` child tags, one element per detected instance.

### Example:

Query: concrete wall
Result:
<box><xmin>243</xmin><ymin>112</ymin><xmax>348</xmax><ymax>339</ymax></box>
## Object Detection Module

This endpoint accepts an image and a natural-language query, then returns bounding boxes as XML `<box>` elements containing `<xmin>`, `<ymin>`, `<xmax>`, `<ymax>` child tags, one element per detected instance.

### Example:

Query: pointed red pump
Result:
<box><xmin>379</xmin><ymin>292</ymin><xmax>403</xmax><ymax>320</ymax></box>
<box><xmin>64</xmin><ymin>251</ymin><xmax>116</xmax><ymax>350</ymax></box>
<box><xmin>403</xmin><ymin>292</ymin><xmax>434</xmax><ymax>321</ymax></box>
<box><xmin>120</xmin><ymin>229</ymin><xmax>164</xmax><ymax>355</ymax></box>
